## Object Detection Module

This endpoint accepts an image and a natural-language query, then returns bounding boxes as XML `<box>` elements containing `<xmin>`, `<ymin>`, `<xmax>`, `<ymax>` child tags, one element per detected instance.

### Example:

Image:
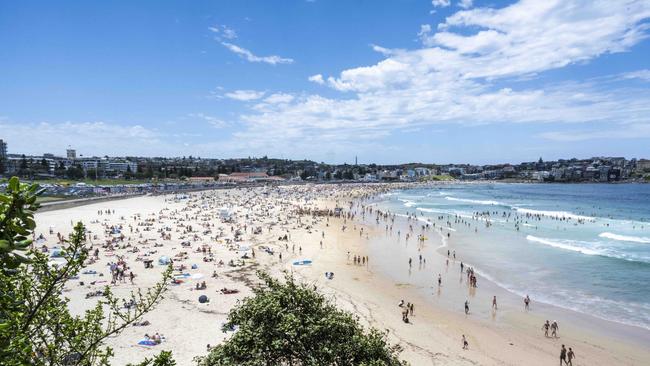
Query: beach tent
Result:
<box><xmin>198</xmin><ymin>295</ymin><xmax>209</xmax><ymax>303</ymax></box>
<box><xmin>158</xmin><ymin>256</ymin><xmax>171</xmax><ymax>265</ymax></box>
<box><xmin>191</xmin><ymin>273</ymin><xmax>204</xmax><ymax>280</ymax></box>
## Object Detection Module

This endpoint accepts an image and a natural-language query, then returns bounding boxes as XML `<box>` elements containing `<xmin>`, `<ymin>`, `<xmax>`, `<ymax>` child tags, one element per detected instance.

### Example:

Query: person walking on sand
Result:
<box><xmin>543</xmin><ymin>320</ymin><xmax>550</xmax><ymax>337</ymax></box>
<box><xmin>462</xmin><ymin>334</ymin><xmax>468</xmax><ymax>350</ymax></box>
<box><xmin>464</xmin><ymin>300</ymin><xmax>470</xmax><ymax>315</ymax></box>
<box><xmin>560</xmin><ymin>344</ymin><xmax>568</xmax><ymax>365</ymax></box>
<box><xmin>551</xmin><ymin>320</ymin><xmax>559</xmax><ymax>338</ymax></box>
<box><xmin>524</xmin><ymin>295</ymin><xmax>530</xmax><ymax>311</ymax></box>
<box><xmin>567</xmin><ymin>347</ymin><xmax>575</xmax><ymax>365</ymax></box>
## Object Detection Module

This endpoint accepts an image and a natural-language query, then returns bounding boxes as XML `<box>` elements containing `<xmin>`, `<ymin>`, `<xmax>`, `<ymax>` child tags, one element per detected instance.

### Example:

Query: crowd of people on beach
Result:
<box><xmin>343</xmin><ymin>187</ymin><xmax>592</xmax><ymax>364</ymax></box>
<box><xmin>33</xmin><ymin>182</ymin><xmax>601</xmax><ymax>365</ymax></box>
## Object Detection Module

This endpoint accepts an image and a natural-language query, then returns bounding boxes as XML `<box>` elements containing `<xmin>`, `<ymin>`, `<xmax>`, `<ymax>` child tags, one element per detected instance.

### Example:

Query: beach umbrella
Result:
<box><xmin>198</xmin><ymin>294</ymin><xmax>209</xmax><ymax>303</ymax></box>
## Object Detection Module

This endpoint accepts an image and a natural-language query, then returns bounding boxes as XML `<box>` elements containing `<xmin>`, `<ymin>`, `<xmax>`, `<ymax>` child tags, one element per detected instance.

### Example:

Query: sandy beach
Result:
<box><xmin>33</xmin><ymin>184</ymin><xmax>650</xmax><ymax>365</ymax></box>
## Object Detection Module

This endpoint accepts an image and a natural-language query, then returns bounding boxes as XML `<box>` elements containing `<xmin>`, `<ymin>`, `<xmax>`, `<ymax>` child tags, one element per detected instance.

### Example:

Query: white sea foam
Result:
<box><xmin>416</xmin><ymin>207</ymin><xmax>432</xmax><ymax>213</ymax></box>
<box><xmin>398</xmin><ymin>198</ymin><xmax>417</xmax><ymax>207</ymax></box>
<box><xmin>526</xmin><ymin>235</ymin><xmax>601</xmax><ymax>255</ymax></box>
<box><xmin>526</xmin><ymin>235</ymin><xmax>650</xmax><ymax>263</ymax></box>
<box><xmin>416</xmin><ymin>207</ymin><xmax>473</xmax><ymax>220</ymax></box>
<box><xmin>445</xmin><ymin>196</ymin><xmax>505</xmax><ymax>206</ymax></box>
<box><xmin>515</xmin><ymin>208</ymin><xmax>593</xmax><ymax>221</ymax></box>
<box><xmin>599</xmin><ymin>232</ymin><xmax>650</xmax><ymax>244</ymax></box>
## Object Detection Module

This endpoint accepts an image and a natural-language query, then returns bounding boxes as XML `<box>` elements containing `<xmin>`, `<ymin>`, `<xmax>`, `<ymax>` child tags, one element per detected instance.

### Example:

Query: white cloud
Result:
<box><xmin>620</xmin><ymin>69</ymin><xmax>650</xmax><ymax>82</ymax></box>
<box><xmin>540</xmin><ymin>124</ymin><xmax>650</xmax><ymax>142</ymax></box>
<box><xmin>221</xmin><ymin>26</ymin><xmax>237</xmax><ymax>40</ymax></box>
<box><xmin>209</xmin><ymin>24</ymin><xmax>238</xmax><ymax>39</ymax></box>
<box><xmin>224</xmin><ymin>89</ymin><xmax>266</xmax><ymax>101</ymax></box>
<box><xmin>189</xmin><ymin>113</ymin><xmax>228</xmax><ymax>128</ymax></box>
<box><xmin>263</xmin><ymin>93</ymin><xmax>295</xmax><ymax>104</ymax></box>
<box><xmin>370</xmin><ymin>44</ymin><xmax>393</xmax><ymax>56</ymax></box>
<box><xmin>219</xmin><ymin>0</ymin><xmax>650</xmax><ymax>156</ymax></box>
<box><xmin>458</xmin><ymin>0</ymin><xmax>473</xmax><ymax>9</ymax></box>
<box><xmin>0</xmin><ymin>121</ymin><xmax>166</xmax><ymax>156</ymax></box>
<box><xmin>221</xmin><ymin>42</ymin><xmax>293</xmax><ymax>65</ymax></box>
<box><xmin>308</xmin><ymin>74</ymin><xmax>325</xmax><ymax>84</ymax></box>
<box><xmin>432</xmin><ymin>0</ymin><xmax>451</xmax><ymax>8</ymax></box>
<box><xmin>332</xmin><ymin>0</ymin><xmax>650</xmax><ymax>91</ymax></box>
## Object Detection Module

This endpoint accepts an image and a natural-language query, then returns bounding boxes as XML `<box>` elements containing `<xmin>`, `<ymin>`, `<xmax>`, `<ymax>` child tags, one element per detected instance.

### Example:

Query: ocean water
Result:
<box><xmin>375</xmin><ymin>183</ymin><xmax>650</xmax><ymax>331</ymax></box>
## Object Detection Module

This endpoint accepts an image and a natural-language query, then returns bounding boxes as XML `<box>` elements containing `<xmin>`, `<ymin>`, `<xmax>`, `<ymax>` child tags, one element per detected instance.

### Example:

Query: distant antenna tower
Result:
<box><xmin>355</xmin><ymin>156</ymin><xmax>358</xmax><ymax>166</ymax></box>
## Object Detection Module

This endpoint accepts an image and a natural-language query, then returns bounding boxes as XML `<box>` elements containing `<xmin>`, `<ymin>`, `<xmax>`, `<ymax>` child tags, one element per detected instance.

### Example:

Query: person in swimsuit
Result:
<box><xmin>560</xmin><ymin>344</ymin><xmax>567</xmax><ymax>365</ymax></box>
<box><xmin>465</xmin><ymin>300</ymin><xmax>470</xmax><ymax>315</ymax></box>
<box><xmin>567</xmin><ymin>347</ymin><xmax>575</xmax><ymax>365</ymax></box>
<box><xmin>542</xmin><ymin>320</ymin><xmax>550</xmax><ymax>337</ymax></box>
<box><xmin>462</xmin><ymin>334</ymin><xmax>468</xmax><ymax>350</ymax></box>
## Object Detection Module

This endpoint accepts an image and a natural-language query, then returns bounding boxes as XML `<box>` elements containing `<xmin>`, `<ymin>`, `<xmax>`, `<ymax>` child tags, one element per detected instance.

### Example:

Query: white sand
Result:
<box><xmin>34</xmin><ymin>184</ymin><xmax>650</xmax><ymax>365</ymax></box>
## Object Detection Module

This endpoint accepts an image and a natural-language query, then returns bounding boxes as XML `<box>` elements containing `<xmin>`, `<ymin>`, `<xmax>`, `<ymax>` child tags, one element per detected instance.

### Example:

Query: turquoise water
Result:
<box><xmin>376</xmin><ymin>183</ymin><xmax>650</xmax><ymax>331</ymax></box>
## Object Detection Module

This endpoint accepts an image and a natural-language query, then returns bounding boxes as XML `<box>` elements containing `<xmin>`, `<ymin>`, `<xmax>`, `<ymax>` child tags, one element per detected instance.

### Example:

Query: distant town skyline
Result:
<box><xmin>1</xmin><ymin>139</ymin><xmax>647</xmax><ymax>168</ymax></box>
<box><xmin>1</xmin><ymin>0</ymin><xmax>649</xmax><ymax>164</ymax></box>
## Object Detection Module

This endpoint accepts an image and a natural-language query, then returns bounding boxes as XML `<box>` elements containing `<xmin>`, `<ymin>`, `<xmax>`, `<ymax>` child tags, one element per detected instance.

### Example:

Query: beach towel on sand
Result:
<box><xmin>138</xmin><ymin>339</ymin><xmax>157</xmax><ymax>346</ymax></box>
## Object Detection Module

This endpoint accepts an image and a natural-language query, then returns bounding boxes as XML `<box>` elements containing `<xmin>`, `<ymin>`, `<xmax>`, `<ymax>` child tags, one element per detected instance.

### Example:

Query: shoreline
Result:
<box><xmin>366</xmin><ymin>186</ymin><xmax>650</xmax><ymax>337</ymax></box>
<box><xmin>284</xmin><ymin>190</ymin><xmax>650</xmax><ymax>364</ymax></box>
<box><xmin>32</xmin><ymin>184</ymin><xmax>650</xmax><ymax>365</ymax></box>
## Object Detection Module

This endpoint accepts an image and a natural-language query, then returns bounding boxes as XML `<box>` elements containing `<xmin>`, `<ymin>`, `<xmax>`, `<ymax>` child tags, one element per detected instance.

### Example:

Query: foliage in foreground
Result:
<box><xmin>197</xmin><ymin>272</ymin><xmax>406</xmax><ymax>366</ymax></box>
<box><xmin>0</xmin><ymin>176</ymin><xmax>173</xmax><ymax>365</ymax></box>
<box><xmin>127</xmin><ymin>351</ymin><xmax>177</xmax><ymax>366</ymax></box>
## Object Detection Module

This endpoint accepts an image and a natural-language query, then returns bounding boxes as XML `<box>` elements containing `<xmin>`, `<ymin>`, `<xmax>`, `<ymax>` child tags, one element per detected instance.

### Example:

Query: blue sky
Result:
<box><xmin>1</xmin><ymin>0</ymin><xmax>649</xmax><ymax>164</ymax></box>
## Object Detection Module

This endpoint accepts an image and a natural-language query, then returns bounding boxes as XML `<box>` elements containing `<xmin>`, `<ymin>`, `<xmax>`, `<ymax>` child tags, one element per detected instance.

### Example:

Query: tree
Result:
<box><xmin>125</xmin><ymin>165</ymin><xmax>133</xmax><ymax>180</ymax></box>
<box><xmin>197</xmin><ymin>272</ymin><xmax>405</xmax><ymax>366</ymax></box>
<box><xmin>18</xmin><ymin>155</ymin><xmax>30</xmax><ymax>178</ymax></box>
<box><xmin>86</xmin><ymin>168</ymin><xmax>98</xmax><ymax>180</ymax></box>
<box><xmin>127</xmin><ymin>351</ymin><xmax>176</xmax><ymax>366</ymax></box>
<box><xmin>0</xmin><ymin>177</ymin><xmax>173</xmax><ymax>365</ymax></box>
<box><xmin>66</xmin><ymin>165</ymin><xmax>85</xmax><ymax>180</ymax></box>
<box><xmin>145</xmin><ymin>165</ymin><xmax>154</xmax><ymax>179</ymax></box>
